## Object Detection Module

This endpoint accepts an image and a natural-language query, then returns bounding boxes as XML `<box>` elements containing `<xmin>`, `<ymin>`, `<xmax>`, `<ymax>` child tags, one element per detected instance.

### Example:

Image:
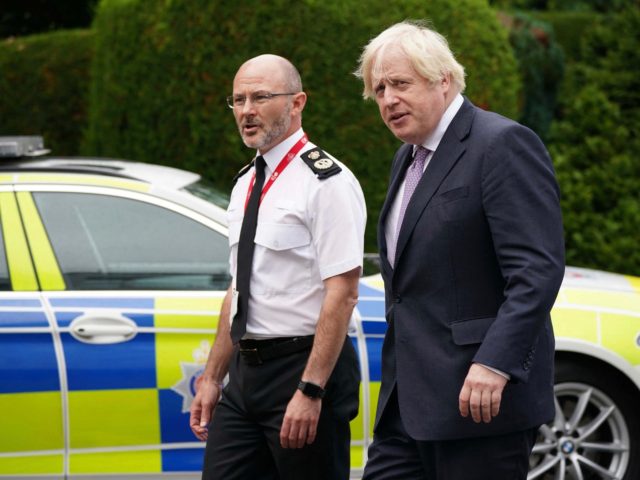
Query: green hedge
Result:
<box><xmin>505</xmin><ymin>12</ymin><xmax>564</xmax><ymax>139</ymax></box>
<box><xmin>0</xmin><ymin>29</ymin><xmax>93</xmax><ymax>155</ymax></box>
<box><xmin>549</xmin><ymin>5</ymin><xmax>640</xmax><ymax>275</ymax></box>
<box><xmin>85</xmin><ymin>0</ymin><xmax>521</xmax><ymax>250</ymax></box>
<box><xmin>532</xmin><ymin>11</ymin><xmax>600</xmax><ymax>60</ymax></box>
<box><xmin>3</xmin><ymin>2</ymin><xmax>636</xmax><ymax>275</ymax></box>
<box><xmin>551</xmin><ymin>86</ymin><xmax>640</xmax><ymax>275</ymax></box>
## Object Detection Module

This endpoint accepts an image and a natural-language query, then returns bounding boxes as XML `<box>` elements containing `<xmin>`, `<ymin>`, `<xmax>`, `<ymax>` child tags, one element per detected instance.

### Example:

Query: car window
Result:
<box><xmin>33</xmin><ymin>192</ymin><xmax>230</xmax><ymax>290</ymax></box>
<box><xmin>183</xmin><ymin>179</ymin><xmax>230</xmax><ymax>209</ymax></box>
<box><xmin>0</xmin><ymin>229</ymin><xmax>9</xmax><ymax>290</ymax></box>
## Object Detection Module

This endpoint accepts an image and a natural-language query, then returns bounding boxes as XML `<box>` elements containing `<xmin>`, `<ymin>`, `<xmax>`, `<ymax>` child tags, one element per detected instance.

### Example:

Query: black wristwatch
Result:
<box><xmin>297</xmin><ymin>381</ymin><xmax>326</xmax><ymax>399</ymax></box>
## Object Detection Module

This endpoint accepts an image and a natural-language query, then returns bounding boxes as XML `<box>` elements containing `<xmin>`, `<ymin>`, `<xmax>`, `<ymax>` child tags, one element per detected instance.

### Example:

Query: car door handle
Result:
<box><xmin>69</xmin><ymin>313</ymin><xmax>138</xmax><ymax>344</ymax></box>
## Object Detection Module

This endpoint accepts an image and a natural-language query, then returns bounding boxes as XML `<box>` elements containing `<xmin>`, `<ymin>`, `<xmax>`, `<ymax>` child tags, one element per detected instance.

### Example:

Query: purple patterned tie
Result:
<box><xmin>389</xmin><ymin>146</ymin><xmax>429</xmax><ymax>266</ymax></box>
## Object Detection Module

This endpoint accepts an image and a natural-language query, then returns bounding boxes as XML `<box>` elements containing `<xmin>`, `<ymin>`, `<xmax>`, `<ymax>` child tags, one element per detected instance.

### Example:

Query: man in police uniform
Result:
<box><xmin>190</xmin><ymin>54</ymin><xmax>366</xmax><ymax>479</ymax></box>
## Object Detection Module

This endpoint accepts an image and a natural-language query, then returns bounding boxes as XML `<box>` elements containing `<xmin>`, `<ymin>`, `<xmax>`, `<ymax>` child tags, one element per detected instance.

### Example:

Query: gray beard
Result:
<box><xmin>241</xmin><ymin>104</ymin><xmax>292</xmax><ymax>150</ymax></box>
<box><xmin>256</xmin><ymin>114</ymin><xmax>290</xmax><ymax>150</ymax></box>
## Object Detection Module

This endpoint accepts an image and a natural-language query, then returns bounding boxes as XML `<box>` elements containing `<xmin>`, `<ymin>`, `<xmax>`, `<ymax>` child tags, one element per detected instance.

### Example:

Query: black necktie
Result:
<box><xmin>231</xmin><ymin>156</ymin><xmax>266</xmax><ymax>343</ymax></box>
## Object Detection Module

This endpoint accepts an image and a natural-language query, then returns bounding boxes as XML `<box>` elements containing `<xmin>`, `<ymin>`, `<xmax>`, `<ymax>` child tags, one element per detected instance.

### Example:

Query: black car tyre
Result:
<box><xmin>528</xmin><ymin>359</ymin><xmax>640</xmax><ymax>480</ymax></box>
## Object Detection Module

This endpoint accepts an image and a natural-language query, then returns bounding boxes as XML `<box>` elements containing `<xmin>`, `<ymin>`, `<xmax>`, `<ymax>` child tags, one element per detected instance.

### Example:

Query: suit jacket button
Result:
<box><xmin>394</xmin><ymin>295</ymin><xmax>401</xmax><ymax>303</ymax></box>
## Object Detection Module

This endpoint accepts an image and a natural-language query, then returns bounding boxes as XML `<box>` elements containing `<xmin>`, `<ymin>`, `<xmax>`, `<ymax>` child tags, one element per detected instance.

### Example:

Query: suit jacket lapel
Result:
<box><xmin>378</xmin><ymin>144</ymin><xmax>413</xmax><ymax>274</ymax></box>
<box><xmin>393</xmin><ymin>99</ymin><xmax>475</xmax><ymax>271</ymax></box>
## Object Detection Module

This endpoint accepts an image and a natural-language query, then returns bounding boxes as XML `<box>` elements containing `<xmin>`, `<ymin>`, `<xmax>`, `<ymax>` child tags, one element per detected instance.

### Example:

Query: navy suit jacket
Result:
<box><xmin>376</xmin><ymin>97</ymin><xmax>565</xmax><ymax>441</ymax></box>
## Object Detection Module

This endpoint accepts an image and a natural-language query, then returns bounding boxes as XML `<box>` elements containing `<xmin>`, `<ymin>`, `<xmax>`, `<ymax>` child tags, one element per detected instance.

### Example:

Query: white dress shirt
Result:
<box><xmin>227</xmin><ymin>128</ymin><xmax>366</xmax><ymax>338</ymax></box>
<box><xmin>385</xmin><ymin>94</ymin><xmax>464</xmax><ymax>265</ymax></box>
<box><xmin>382</xmin><ymin>95</ymin><xmax>510</xmax><ymax>380</ymax></box>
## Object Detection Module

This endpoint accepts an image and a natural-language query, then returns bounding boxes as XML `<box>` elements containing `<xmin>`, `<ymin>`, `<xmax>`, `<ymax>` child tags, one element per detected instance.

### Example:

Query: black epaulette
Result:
<box><xmin>232</xmin><ymin>161</ymin><xmax>253</xmax><ymax>184</ymax></box>
<box><xmin>300</xmin><ymin>148</ymin><xmax>342</xmax><ymax>179</ymax></box>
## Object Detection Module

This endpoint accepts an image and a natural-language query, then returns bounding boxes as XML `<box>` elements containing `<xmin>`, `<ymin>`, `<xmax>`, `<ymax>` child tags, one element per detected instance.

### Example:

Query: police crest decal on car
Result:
<box><xmin>171</xmin><ymin>340</ymin><xmax>211</xmax><ymax>413</ymax></box>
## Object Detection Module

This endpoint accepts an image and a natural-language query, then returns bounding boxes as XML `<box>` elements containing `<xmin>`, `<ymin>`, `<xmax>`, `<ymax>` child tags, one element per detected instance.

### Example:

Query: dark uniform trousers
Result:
<box><xmin>202</xmin><ymin>337</ymin><xmax>360</xmax><ymax>480</ymax></box>
<box><xmin>363</xmin><ymin>388</ymin><xmax>538</xmax><ymax>480</ymax></box>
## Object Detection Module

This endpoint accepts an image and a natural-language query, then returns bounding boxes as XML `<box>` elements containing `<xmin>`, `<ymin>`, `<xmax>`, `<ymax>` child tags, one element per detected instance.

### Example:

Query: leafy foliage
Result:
<box><xmin>550</xmin><ymin>4</ymin><xmax>640</xmax><ymax>275</ymax></box>
<box><xmin>84</xmin><ymin>0</ymin><xmax>521</xmax><ymax>250</ymax></box>
<box><xmin>506</xmin><ymin>12</ymin><xmax>564</xmax><ymax>139</ymax></box>
<box><xmin>3</xmin><ymin>1</ymin><xmax>636</xmax><ymax>274</ymax></box>
<box><xmin>0</xmin><ymin>0</ymin><xmax>97</xmax><ymax>38</ymax></box>
<box><xmin>489</xmin><ymin>0</ymin><xmax>628</xmax><ymax>12</ymax></box>
<box><xmin>0</xmin><ymin>29</ymin><xmax>93</xmax><ymax>155</ymax></box>
<box><xmin>531</xmin><ymin>11</ymin><xmax>600</xmax><ymax>60</ymax></box>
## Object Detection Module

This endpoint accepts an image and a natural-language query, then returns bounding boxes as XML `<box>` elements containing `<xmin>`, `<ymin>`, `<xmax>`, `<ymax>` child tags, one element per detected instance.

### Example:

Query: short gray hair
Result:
<box><xmin>278</xmin><ymin>56</ymin><xmax>303</xmax><ymax>92</ymax></box>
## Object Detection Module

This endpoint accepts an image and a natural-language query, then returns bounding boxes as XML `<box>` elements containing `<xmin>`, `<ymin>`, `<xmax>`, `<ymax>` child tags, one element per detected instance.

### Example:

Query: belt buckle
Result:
<box><xmin>240</xmin><ymin>347</ymin><xmax>262</xmax><ymax>365</ymax></box>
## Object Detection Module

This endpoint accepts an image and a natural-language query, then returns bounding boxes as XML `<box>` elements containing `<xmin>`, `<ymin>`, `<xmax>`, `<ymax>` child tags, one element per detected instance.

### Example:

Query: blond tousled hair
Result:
<box><xmin>354</xmin><ymin>20</ymin><xmax>466</xmax><ymax>99</ymax></box>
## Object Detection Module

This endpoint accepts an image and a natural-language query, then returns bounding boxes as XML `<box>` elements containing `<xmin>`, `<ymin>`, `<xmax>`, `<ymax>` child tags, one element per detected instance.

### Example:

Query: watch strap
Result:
<box><xmin>297</xmin><ymin>380</ymin><xmax>326</xmax><ymax>399</ymax></box>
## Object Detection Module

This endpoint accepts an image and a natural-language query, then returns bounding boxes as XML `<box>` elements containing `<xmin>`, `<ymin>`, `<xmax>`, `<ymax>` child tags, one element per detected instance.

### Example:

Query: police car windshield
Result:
<box><xmin>183</xmin><ymin>179</ymin><xmax>229</xmax><ymax>209</ymax></box>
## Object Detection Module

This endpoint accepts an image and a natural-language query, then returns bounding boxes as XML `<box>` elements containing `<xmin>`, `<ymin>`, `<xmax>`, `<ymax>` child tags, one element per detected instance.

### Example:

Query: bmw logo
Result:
<box><xmin>561</xmin><ymin>440</ymin><xmax>575</xmax><ymax>454</ymax></box>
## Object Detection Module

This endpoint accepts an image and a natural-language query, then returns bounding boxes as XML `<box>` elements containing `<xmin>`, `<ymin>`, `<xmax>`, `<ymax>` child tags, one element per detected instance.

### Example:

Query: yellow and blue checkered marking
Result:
<box><xmin>0</xmin><ymin>333</ymin><xmax>60</xmax><ymax>393</ymax></box>
<box><xmin>0</xmin><ymin>295</ymin><xmax>64</xmax><ymax>475</ymax></box>
<box><xmin>44</xmin><ymin>294</ymin><xmax>222</xmax><ymax>473</ymax></box>
<box><xmin>0</xmin><ymin>298</ymin><xmax>59</xmax><ymax>394</ymax></box>
<box><xmin>6</xmin><ymin>275</ymin><xmax>637</xmax><ymax>476</ymax></box>
<box><xmin>0</xmin><ymin>293</ymin><xmax>223</xmax><ymax>475</ymax></box>
<box><xmin>53</xmin><ymin>298</ymin><xmax>156</xmax><ymax>392</ymax></box>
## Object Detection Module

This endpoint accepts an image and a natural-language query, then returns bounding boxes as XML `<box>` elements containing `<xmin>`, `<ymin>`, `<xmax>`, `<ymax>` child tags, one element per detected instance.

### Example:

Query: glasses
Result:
<box><xmin>226</xmin><ymin>92</ymin><xmax>297</xmax><ymax>109</ymax></box>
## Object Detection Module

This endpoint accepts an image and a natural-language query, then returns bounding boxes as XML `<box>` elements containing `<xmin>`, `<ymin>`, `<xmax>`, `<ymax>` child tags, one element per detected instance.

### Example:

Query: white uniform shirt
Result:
<box><xmin>228</xmin><ymin>128</ymin><xmax>366</xmax><ymax>338</ymax></box>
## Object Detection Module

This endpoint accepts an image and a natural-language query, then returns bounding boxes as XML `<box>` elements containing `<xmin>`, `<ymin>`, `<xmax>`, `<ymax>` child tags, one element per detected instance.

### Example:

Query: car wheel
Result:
<box><xmin>528</xmin><ymin>360</ymin><xmax>640</xmax><ymax>480</ymax></box>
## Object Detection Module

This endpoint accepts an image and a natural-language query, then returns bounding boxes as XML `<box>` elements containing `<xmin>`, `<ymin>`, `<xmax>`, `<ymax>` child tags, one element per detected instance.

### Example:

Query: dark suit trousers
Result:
<box><xmin>363</xmin><ymin>387</ymin><xmax>538</xmax><ymax>480</ymax></box>
<box><xmin>202</xmin><ymin>337</ymin><xmax>360</xmax><ymax>480</ymax></box>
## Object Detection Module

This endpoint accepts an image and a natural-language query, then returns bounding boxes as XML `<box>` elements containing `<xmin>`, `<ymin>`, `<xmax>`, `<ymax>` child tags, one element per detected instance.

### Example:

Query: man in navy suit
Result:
<box><xmin>355</xmin><ymin>21</ymin><xmax>565</xmax><ymax>479</ymax></box>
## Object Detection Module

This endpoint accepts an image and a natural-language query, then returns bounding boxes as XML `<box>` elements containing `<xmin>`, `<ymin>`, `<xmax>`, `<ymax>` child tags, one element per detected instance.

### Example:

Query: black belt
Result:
<box><xmin>238</xmin><ymin>335</ymin><xmax>314</xmax><ymax>365</ymax></box>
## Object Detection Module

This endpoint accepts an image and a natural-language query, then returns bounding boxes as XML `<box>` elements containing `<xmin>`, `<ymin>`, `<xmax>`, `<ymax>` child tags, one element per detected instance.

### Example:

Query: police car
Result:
<box><xmin>0</xmin><ymin>137</ymin><xmax>638</xmax><ymax>480</ymax></box>
<box><xmin>359</xmin><ymin>269</ymin><xmax>640</xmax><ymax>480</ymax></box>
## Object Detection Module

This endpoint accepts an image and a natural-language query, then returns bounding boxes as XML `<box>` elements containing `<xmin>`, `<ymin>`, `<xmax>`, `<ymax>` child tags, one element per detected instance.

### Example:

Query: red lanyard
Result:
<box><xmin>244</xmin><ymin>134</ymin><xmax>308</xmax><ymax>210</ymax></box>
